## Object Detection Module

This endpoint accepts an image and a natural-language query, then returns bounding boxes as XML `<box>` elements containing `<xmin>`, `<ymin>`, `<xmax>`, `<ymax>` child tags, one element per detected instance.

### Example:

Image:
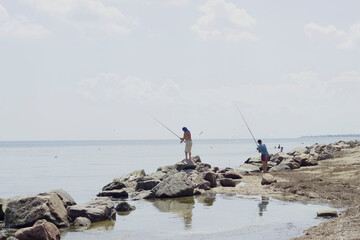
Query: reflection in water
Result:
<box><xmin>258</xmin><ymin>196</ymin><xmax>270</xmax><ymax>216</ymax></box>
<box><xmin>196</xmin><ymin>193</ymin><xmax>216</xmax><ymax>207</ymax></box>
<box><xmin>150</xmin><ymin>197</ymin><xmax>195</xmax><ymax>229</ymax></box>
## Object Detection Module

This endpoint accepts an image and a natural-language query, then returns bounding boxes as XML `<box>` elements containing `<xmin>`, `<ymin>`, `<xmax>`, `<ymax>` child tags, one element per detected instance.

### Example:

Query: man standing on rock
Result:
<box><xmin>180</xmin><ymin>127</ymin><xmax>192</xmax><ymax>160</ymax></box>
<box><xmin>257</xmin><ymin>139</ymin><xmax>269</xmax><ymax>173</ymax></box>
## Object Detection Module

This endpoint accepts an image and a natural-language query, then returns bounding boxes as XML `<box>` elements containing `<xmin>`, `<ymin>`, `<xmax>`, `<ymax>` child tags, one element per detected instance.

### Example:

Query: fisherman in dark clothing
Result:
<box><xmin>257</xmin><ymin>139</ymin><xmax>269</xmax><ymax>173</ymax></box>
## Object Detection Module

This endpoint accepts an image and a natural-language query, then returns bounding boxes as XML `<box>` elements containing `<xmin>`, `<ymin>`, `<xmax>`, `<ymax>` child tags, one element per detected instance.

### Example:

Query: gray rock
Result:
<box><xmin>102</xmin><ymin>181</ymin><xmax>126</xmax><ymax>191</ymax></box>
<box><xmin>0</xmin><ymin>231</ymin><xmax>6</xmax><ymax>240</ymax></box>
<box><xmin>151</xmin><ymin>172</ymin><xmax>194</xmax><ymax>198</ymax></box>
<box><xmin>14</xmin><ymin>219</ymin><xmax>60</xmax><ymax>240</ymax></box>
<box><xmin>302</xmin><ymin>158</ymin><xmax>318</xmax><ymax>166</ymax></box>
<box><xmin>156</xmin><ymin>165</ymin><xmax>175</xmax><ymax>173</ymax></box>
<box><xmin>279</xmin><ymin>159</ymin><xmax>300</xmax><ymax>169</ymax></box>
<box><xmin>148</xmin><ymin>171</ymin><xmax>166</xmax><ymax>181</ymax></box>
<box><xmin>97</xmin><ymin>190</ymin><xmax>128</xmax><ymax>199</ymax></box>
<box><xmin>6</xmin><ymin>237</ymin><xmax>18</xmax><ymax>240</ymax></box>
<box><xmin>5</xmin><ymin>194</ymin><xmax>68</xmax><ymax>228</ymax></box>
<box><xmin>135</xmin><ymin>180</ymin><xmax>160</xmax><ymax>191</ymax></box>
<box><xmin>219</xmin><ymin>178</ymin><xmax>236</xmax><ymax>187</ymax></box>
<box><xmin>123</xmin><ymin>169</ymin><xmax>146</xmax><ymax>182</ymax></box>
<box><xmin>115</xmin><ymin>202</ymin><xmax>136</xmax><ymax>212</ymax></box>
<box><xmin>197</xmin><ymin>181</ymin><xmax>211</xmax><ymax>190</ymax></box>
<box><xmin>130</xmin><ymin>190</ymin><xmax>155</xmax><ymax>201</ymax></box>
<box><xmin>317</xmin><ymin>210</ymin><xmax>338</xmax><ymax>218</ymax></box>
<box><xmin>192</xmin><ymin>155</ymin><xmax>201</xmax><ymax>163</ymax></box>
<box><xmin>223</xmin><ymin>170</ymin><xmax>242</xmax><ymax>179</ymax></box>
<box><xmin>175</xmin><ymin>159</ymin><xmax>196</xmax><ymax>171</ymax></box>
<box><xmin>244</xmin><ymin>157</ymin><xmax>261</xmax><ymax>164</ymax></box>
<box><xmin>67</xmin><ymin>197</ymin><xmax>116</xmax><ymax>222</ymax></box>
<box><xmin>74</xmin><ymin>217</ymin><xmax>91</xmax><ymax>228</ymax></box>
<box><xmin>261</xmin><ymin>173</ymin><xmax>277</xmax><ymax>185</ymax></box>
<box><xmin>202</xmin><ymin>171</ymin><xmax>217</xmax><ymax>188</ymax></box>
<box><xmin>269</xmin><ymin>165</ymin><xmax>291</xmax><ymax>172</ymax></box>
<box><xmin>50</xmin><ymin>189</ymin><xmax>76</xmax><ymax>208</ymax></box>
<box><xmin>195</xmin><ymin>163</ymin><xmax>212</xmax><ymax>172</ymax></box>
<box><xmin>288</xmin><ymin>146</ymin><xmax>310</xmax><ymax>156</ymax></box>
<box><xmin>236</xmin><ymin>164</ymin><xmax>261</xmax><ymax>174</ymax></box>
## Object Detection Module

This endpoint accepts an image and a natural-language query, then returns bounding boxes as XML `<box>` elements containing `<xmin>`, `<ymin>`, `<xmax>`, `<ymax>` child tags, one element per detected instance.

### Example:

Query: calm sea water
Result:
<box><xmin>0</xmin><ymin>137</ymin><xmax>355</xmax><ymax>239</ymax></box>
<box><xmin>0</xmin><ymin>137</ymin><xmax>357</xmax><ymax>203</ymax></box>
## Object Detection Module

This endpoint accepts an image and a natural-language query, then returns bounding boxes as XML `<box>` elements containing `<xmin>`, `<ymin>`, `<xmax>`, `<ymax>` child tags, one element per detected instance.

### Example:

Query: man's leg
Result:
<box><xmin>189</xmin><ymin>152</ymin><xmax>191</xmax><ymax>160</ymax></box>
<box><xmin>185</xmin><ymin>152</ymin><xmax>188</xmax><ymax>160</ymax></box>
<box><xmin>263</xmin><ymin>160</ymin><xmax>267</xmax><ymax>173</ymax></box>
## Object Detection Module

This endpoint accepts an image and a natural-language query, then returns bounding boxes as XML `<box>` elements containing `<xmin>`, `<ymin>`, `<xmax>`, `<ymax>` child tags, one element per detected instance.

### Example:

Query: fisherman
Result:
<box><xmin>180</xmin><ymin>127</ymin><xmax>192</xmax><ymax>160</ymax></box>
<box><xmin>257</xmin><ymin>139</ymin><xmax>269</xmax><ymax>173</ymax></box>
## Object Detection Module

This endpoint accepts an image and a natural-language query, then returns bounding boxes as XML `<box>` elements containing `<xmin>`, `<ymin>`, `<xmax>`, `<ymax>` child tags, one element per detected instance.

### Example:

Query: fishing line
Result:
<box><xmin>235</xmin><ymin>106</ymin><xmax>258</xmax><ymax>147</ymax></box>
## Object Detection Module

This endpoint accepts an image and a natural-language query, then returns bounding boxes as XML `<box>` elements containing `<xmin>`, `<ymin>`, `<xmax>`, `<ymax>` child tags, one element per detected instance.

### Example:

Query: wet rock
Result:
<box><xmin>151</xmin><ymin>172</ymin><xmax>194</xmax><ymax>198</ymax></box>
<box><xmin>130</xmin><ymin>190</ymin><xmax>155</xmax><ymax>201</ymax></box>
<box><xmin>261</xmin><ymin>174</ymin><xmax>277</xmax><ymax>185</ymax></box>
<box><xmin>135</xmin><ymin>180</ymin><xmax>160</xmax><ymax>191</ymax></box>
<box><xmin>317</xmin><ymin>210</ymin><xmax>338</xmax><ymax>218</ymax></box>
<box><xmin>67</xmin><ymin>197</ymin><xmax>116</xmax><ymax>222</ymax></box>
<box><xmin>115</xmin><ymin>202</ymin><xmax>136</xmax><ymax>212</ymax></box>
<box><xmin>223</xmin><ymin>170</ymin><xmax>242</xmax><ymax>179</ymax></box>
<box><xmin>5</xmin><ymin>194</ymin><xmax>68</xmax><ymax>228</ymax></box>
<box><xmin>14</xmin><ymin>219</ymin><xmax>60</xmax><ymax>240</ymax></box>
<box><xmin>236</xmin><ymin>164</ymin><xmax>261</xmax><ymax>174</ymax></box>
<box><xmin>97</xmin><ymin>190</ymin><xmax>128</xmax><ymax>199</ymax></box>
<box><xmin>197</xmin><ymin>181</ymin><xmax>211</xmax><ymax>190</ymax></box>
<box><xmin>49</xmin><ymin>189</ymin><xmax>76</xmax><ymax>208</ymax></box>
<box><xmin>102</xmin><ymin>181</ymin><xmax>126</xmax><ymax>191</ymax></box>
<box><xmin>74</xmin><ymin>217</ymin><xmax>91</xmax><ymax>228</ymax></box>
<box><xmin>219</xmin><ymin>178</ymin><xmax>236</xmax><ymax>187</ymax></box>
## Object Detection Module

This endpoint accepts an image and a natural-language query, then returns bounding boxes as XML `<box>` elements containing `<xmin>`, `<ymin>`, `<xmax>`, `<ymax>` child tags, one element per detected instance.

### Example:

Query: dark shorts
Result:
<box><xmin>261</xmin><ymin>154</ymin><xmax>269</xmax><ymax>162</ymax></box>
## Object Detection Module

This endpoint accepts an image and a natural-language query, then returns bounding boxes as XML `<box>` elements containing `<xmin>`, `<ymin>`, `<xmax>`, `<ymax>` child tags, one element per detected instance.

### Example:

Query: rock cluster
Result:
<box><xmin>238</xmin><ymin>140</ymin><xmax>360</xmax><ymax>173</ymax></box>
<box><xmin>99</xmin><ymin>156</ymin><xmax>243</xmax><ymax>200</ymax></box>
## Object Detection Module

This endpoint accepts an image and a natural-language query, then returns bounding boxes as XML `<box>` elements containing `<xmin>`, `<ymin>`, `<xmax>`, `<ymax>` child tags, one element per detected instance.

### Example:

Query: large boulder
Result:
<box><xmin>151</xmin><ymin>172</ymin><xmax>194</xmax><ymax>198</ymax></box>
<box><xmin>148</xmin><ymin>171</ymin><xmax>166</xmax><ymax>181</ymax></box>
<box><xmin>261</xmin><ymin>174</ymin><xmax>277</xmax><ymax>185</ymax></box>
<box><xmin>244</xmin><ymin>157</ymin><xmax>261</xmax><ymax>164</ymax></box>
<box><xmin>102</xmin><ymin>181</ymin><xmax>126</xmax><ymax>191</ymax></box>
<box><xmin>130</xmin><ymin>190</ymin><xmax>155</xmax><ymax>200</ymax></box>
<box><xmin>135</xmin><ymin>180</ymin><xmax>160</xmax><ymax>191</ymax></box>
<box><xmin>67</xmin><ymin>197</ymin><xmax>116</xmax><ymax>222</ymax></box>
<box><xmin>202</xmin><ymin>171</ymin><xmax>217</xmax><ymax>188</ymax></box>
<box><xmin>5</xmin><ymin>194</ymin><xmax>68</xmax><ymax>228</ymax></box>
<box><xmin>288</xmin><ymin>147</ymin><xmax>310</xmax><ymax>156</ymax></box>
<box><xmin>14</xmin><ymin>219</ymin><xmax>60</xmax><ymax>240</ymax></box>
<box><xmin>269</xmin><ymin>165</ymin><xmax>291</xmax><ymax>172</ymax></box>
<box><xmin>270</xmin><ymin>152</ymin><xmax>290</xmax><ymax>163</ymax></box>
<box><xmin>49</xmin><ymin>189</ymin><xmax>76</xmax><ymax>208</ymax></box>
<box><xmin>317</xmin><ymin>210</ymin><xmax>338</xmax><ymax>218</ymax></box>
<box><xmin>195</xmin><ymin>163</ymin><xmax>211</xmax><ymax>172</ymax></box>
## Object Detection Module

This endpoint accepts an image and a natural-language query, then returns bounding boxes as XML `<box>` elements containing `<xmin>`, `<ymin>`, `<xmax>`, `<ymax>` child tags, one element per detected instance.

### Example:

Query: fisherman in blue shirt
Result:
<box><xmin>257</xmin><ymin>139</ymin><xmax>269</xmax><ymax>173</ymax></box>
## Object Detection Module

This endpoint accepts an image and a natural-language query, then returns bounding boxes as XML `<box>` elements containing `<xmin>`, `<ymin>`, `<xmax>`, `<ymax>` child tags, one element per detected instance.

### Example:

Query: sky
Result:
<box><xmin>0</xmin><ymin>0</ymin><xmax>359</xmax><ymax>141</ymax></box>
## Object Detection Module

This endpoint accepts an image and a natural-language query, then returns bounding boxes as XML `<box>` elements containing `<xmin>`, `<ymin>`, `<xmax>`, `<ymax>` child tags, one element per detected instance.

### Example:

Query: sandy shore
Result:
<box><xmin>213</xmin><ymin>146</ymin><xmax>360</xmax><ymax>240</ymax></box>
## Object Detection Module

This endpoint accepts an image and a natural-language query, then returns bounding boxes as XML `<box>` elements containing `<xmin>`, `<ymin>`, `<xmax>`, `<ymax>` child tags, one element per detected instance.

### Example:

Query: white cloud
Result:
<box><xmin>0</xmin><ymin>3</ymin><xmax>49</xmax><ymax>39</ymax></box>
<box><xmin>26</xmin><ymin>0</ymin><xmax>138</xmax><ymax>36</ymax></box>
<box><xmin>77</xmin><ymin>73</ymin><xmax>183</xmax><ymax>104</ymax></box>
<box><xmin>191</xmin><ymin>0</ymin><xmax>257</xmax><ymax>42</ymax></box>
<box><xmin>304</xmin><ymin>22</ymin><xmax>360</xmax><ymax>50</ymax></box>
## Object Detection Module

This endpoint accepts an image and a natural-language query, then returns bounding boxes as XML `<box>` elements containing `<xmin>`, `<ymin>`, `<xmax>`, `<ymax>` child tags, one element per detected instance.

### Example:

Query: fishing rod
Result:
<box><xmin>235</xmin><ymin>106</ymin><xmax>258</xmax><ymax>147</ymax></box>
<box><xmin>151</xmin><ymin>115</ymin><xmax>185</xmax><ymax>142</ymax></box>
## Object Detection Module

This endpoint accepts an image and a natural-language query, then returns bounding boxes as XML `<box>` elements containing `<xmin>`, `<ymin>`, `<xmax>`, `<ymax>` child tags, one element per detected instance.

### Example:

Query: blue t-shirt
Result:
<box><xmin>258</xmin><ymin>144</ymin><xmax>268</xmax><ymax>155</ymax></box>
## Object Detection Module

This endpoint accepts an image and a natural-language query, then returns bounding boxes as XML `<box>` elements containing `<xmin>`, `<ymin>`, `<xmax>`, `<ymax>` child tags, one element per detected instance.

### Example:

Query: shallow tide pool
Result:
<box><xmin>62</xmin><ymin>194</ymin><xmax>341</xmax><ymax>240</ymax></box>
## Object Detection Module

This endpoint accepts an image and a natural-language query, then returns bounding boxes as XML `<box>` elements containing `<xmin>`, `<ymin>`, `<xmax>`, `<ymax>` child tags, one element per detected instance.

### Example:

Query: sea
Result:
<box><xmin>0</xmin><ymin>136</ymin><xmax>356</xmax><ymax>239</ymax></box>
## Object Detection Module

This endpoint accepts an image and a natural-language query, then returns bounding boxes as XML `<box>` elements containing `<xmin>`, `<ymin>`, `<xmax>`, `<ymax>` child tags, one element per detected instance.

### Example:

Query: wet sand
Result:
<box><xmin>213</xmin><ymin>146</ymin><xmax>360</xmax><ymax>240</ymax></box>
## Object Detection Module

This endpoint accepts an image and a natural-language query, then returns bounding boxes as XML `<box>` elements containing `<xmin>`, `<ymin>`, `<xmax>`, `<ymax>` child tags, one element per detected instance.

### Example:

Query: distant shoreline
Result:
<box><xmin>301</xmin><ymin>134</ymin><xmax>360</xmax><ymax>138</ymax></box>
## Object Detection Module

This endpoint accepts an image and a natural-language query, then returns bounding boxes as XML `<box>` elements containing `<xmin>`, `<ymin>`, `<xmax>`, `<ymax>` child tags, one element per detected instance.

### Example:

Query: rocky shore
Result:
<box><xmin>0</xmin><ymin>140</ymin><xmax>359</xmax><ymax>240</ymax></box>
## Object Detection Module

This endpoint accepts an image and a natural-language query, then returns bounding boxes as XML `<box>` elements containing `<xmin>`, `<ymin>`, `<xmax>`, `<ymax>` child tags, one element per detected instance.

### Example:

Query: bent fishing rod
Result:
<box><xmin>151</xmin><ymin>116</ymin><xmax>186</xmax><ymax>143</ymax></box>
<box><xmin>235</xmin><ymin>106</ymin><xmax>258</xmax><ymax>147</ymax></box>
